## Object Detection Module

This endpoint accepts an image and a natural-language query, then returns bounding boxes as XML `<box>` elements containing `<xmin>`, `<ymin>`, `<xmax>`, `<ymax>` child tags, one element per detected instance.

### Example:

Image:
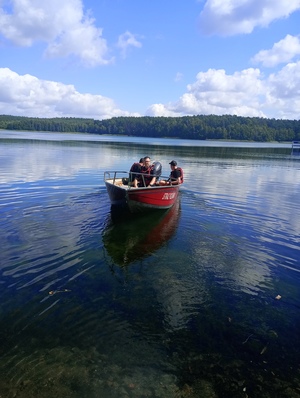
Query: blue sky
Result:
<box><xmin>0</xmin><ymin>0</ymin><xmax>300</xmax><ymax>120</ymax></box>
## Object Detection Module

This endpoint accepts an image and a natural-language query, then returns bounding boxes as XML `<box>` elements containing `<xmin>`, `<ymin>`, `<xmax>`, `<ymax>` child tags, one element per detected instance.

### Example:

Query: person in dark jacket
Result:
<box><xmin>158</xmin><ymin>160</ymin><xmax>183</xmax><ymax>185</ymax></box>
<box><xmin>129</xmin><ymin>158</ymin><xmax>144</xmax><ymax>187</ymax></box>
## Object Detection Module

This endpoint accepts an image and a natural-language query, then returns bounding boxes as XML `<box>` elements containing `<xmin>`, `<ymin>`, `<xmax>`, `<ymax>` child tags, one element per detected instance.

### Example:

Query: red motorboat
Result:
<box><xmin>104</xmin><ymin>170</ymin><xmax>180</xmax><ymax>213</ymax></box>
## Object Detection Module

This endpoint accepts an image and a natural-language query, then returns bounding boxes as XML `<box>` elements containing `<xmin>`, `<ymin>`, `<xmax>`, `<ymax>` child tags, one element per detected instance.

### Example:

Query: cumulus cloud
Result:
<box><xmin>146</xmin><ymin>62</ymin><xmax>300</xmax><ymax>119</ymax></box>
<box><xmin>2</xmin><ymin>61</ymin><xmax>300</xmax><ymax>121</ymax></box>
<box><xmin>252</xmin><ymin>34</ymin><xmax>300</xmax><ymax>67</ymax></box>
<box><xmin>0</xmin><ymin>68</ymin><xmax>139</xmax><ymax>119</ymax></box>
<box><xmin>198</xmin><ymin>0</ymin><xmax>300</xmax><ymax>36</ymax></box>
<box><xmin>266</xmin><ymin>62</ymin><xmax>300</xmax><ymax>118</ymax></box>
<box><xmin>116</xmin><ymin>31</ymin><xmax>142</xmax><ymax>58</ymax></box>
<box><xmin>0</xmin><ymin>0</ymin><xmax>112</xmax><ymax>67</ymax></box>
<box><xmin>147</xmin><ymin>68</ymin><xmax>265</xmax><ymax>117</ymax></box>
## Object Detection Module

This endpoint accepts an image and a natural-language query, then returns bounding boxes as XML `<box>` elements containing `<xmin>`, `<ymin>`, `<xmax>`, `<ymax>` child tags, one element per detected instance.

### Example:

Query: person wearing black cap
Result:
<box><xmin>158</xmin><ymin>160</ymin><xmax>183</xmax><ymax>185</ymax></box>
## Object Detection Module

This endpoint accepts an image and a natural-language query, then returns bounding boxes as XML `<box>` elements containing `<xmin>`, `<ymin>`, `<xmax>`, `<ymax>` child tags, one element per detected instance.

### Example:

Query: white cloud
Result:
<box><xmin>265</xmin><ymin>62</ymin><xmax>300</xmax><ymax>118</ymax></box>
<box><xmin>2</xmin><ymin>61</ymin><xmax>300</xmax><ymax>121</ymax></box>
<box><xmin>116</xmin><ymin>31</ymin><xmax>142</xmax><ymax>59</ymax></box>
<box><xmin>0</xmin><ymin>0</ymin><xmax>112</xmax><ymax>67</ymax></box>
<box><xmin>252</xmin><ymin>34</ymin><xmax>300</xmax><ymax>67</ymax></box>
<box><xmin>146</xmin><ymin>103</ymin><xmax>180</xmax><ymax>117</ymax></box>
<box><xmin>198</xmin><ymin>0</ymin><xmax>300</xmax><ymax>36</ymax></box>
<box><xmin>147</xmin><ymin>62</ymin><xmax>300</xmax><ymax>119</ymax></box>
<box><xmin>0</xmin><ymin>68</ymin><xmax>139</xmax><ymax>119</ymax></box>
<box><xmin>147</xmin><ymin>68</ymin><xmax>265</xmax><ymax>118</ymax></box>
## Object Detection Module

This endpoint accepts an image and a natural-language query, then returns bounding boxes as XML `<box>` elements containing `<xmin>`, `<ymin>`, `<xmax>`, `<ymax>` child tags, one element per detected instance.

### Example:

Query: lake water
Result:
<box><xmin>0</xmin><ymin>131</ymin><xmax>300</xmax><ymax>398</ymax></box>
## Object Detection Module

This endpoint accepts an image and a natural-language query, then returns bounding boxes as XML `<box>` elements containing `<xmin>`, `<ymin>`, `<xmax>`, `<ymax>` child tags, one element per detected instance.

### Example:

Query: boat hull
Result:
<box><xmin>105</xmin><ymin>180</ymin><xmax>127</xmax><ymax>206</ymax></box>
<box><xmin>104</xmin><ymin>172</ymin><xmax>180</xmax><ymax>213</ymax></box>
<box><xmin>127</xmin><ymin>186</ymin><xmax>179</xmax><ymax>212</ymax></box>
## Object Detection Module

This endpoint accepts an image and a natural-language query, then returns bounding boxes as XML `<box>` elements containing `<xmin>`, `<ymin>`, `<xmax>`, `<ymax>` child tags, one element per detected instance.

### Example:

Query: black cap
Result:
<box><xmin>169</xmin><ymin>160</ymin><xmax>177</xmax><ymax>166</ymax></box>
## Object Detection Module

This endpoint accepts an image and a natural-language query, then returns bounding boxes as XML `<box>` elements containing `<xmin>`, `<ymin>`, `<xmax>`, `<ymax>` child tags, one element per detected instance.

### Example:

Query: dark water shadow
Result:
<box><xmin>103</xmin><ymin>199</ymin><xmax>181</xmax><ymax>267</ymax></box>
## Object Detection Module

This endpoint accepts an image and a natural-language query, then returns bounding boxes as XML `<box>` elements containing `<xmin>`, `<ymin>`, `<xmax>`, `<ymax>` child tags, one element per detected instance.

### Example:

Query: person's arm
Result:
<box><xmin>169</xmin><ymin>177</ymin><xmax>180</xmax><ymax>185</ymax></box>
<box><xmin>149</xmin><ymin>176</ymin><xmax>156</xmax><ymax>187</ymax></box>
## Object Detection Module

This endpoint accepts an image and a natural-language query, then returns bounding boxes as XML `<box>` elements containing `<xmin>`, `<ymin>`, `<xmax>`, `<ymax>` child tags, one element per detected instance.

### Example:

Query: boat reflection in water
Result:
<box><xmin>103</xmin><ymin>199</ymin><xmax>181</xmax><ymax>267</ymax></box>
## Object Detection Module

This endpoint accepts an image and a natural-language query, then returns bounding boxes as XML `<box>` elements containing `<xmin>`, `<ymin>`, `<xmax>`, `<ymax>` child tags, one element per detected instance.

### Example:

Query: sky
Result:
<box><xmin>0</xmin><ymin>0</ymin><xmax>300</xmax><ymax>121</ymax></box>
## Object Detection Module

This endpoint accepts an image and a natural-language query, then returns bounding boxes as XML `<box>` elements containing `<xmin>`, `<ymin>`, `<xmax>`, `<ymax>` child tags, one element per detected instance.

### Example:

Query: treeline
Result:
<box><xmin>1</xmin><ymin>114</ymin><xmax>300</xmax><ymax>142</ymax></box>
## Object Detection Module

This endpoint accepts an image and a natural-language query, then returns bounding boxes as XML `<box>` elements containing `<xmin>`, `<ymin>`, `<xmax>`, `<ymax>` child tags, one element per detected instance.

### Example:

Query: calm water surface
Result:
<box><xmin>0</xmin><ymin>131</ymin><xmax>299</xmax><ymax>398</ymax></box>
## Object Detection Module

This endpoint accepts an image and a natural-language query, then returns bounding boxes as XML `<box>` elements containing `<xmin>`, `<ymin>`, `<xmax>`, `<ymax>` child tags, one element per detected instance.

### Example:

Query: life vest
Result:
<box><xmin>140</xmin><ymin>165</ymin><xmax>154</xmax><ymax>186</ymax></box>
<box><xmin>178</xmin><ymin>167</ymin><xmax>184</xmax><ymax>183</ymax></box>
<box><xmin>140</xmin><ymin>161</ymin><xmax>162</xmax><ymax>186</ymax></box>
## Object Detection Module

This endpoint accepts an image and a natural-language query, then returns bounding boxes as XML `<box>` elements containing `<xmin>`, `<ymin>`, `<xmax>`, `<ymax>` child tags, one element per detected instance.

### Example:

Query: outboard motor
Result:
<box><xmin>152</xmin><ymin>161</ymin><xmax>162</xmax><ymax>178</ymax></box>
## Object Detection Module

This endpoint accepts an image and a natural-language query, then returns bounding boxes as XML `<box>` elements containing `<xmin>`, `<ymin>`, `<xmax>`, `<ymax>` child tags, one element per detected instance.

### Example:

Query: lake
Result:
<box><xmin>0</xmin><ymin>131</ymin><xmax>300</xmax><ymax>398</ymax></box>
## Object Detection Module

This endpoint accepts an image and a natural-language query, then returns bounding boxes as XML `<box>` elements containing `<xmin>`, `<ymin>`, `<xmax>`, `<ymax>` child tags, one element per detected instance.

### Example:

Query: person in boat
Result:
<box><xmin>129</xmin><ymin>158</ymin><xmax>144</xmax><ymax>188</ymax></box>
<box><xmin>140</xmin><ymin>156</ymin><xmax>157</xmax><ymax>187</ymax></box>
<box><xmin>158</xmin><ymin>160</ymin><xmax>183</xmax><ymax>185</ymax></box>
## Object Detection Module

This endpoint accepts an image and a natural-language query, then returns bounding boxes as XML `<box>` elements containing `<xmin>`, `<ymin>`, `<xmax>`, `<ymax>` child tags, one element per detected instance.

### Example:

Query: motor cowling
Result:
<box><xmin>152</xmin><ymin>161</ymin><xmax>162</xmax><ymax>178</ymax></box>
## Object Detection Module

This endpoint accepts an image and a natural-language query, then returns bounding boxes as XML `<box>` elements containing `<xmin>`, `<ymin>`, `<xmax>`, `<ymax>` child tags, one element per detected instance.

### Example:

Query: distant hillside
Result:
<box><xmin>1</xmin><ymin>114</ymin><xmax>299</xmax><ymax>142</ymax></box>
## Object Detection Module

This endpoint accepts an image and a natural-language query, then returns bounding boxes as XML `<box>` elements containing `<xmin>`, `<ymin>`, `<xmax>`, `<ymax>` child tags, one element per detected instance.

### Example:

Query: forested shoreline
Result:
<box><xmin>1</xmin><ymin>114</ymin><xmax>299</xmax><ymax>142</ymax></box>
